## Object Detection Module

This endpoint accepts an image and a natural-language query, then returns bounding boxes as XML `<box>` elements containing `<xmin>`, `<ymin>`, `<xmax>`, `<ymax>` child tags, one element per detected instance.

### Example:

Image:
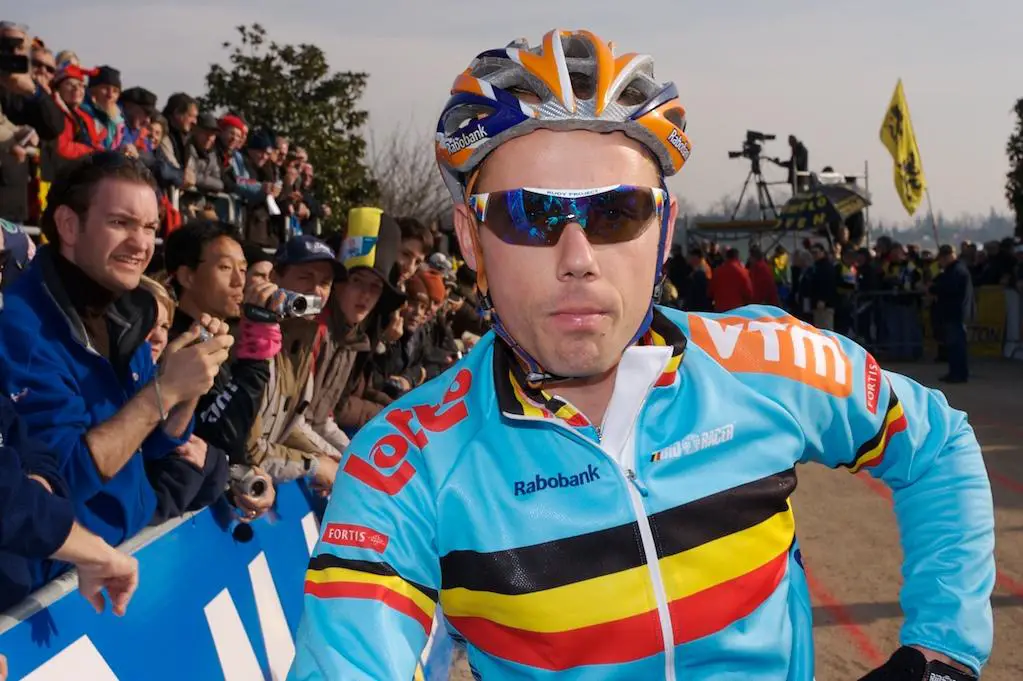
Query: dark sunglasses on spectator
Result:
<box><xmin>468</xmin><ymin>184</ymin><xmax>667</xmax><ymax>247</ymax></box>
<box><xmin>32</xmin><ymin>60</ymin><xmax>56</xmax><ymax>74</ymax></box>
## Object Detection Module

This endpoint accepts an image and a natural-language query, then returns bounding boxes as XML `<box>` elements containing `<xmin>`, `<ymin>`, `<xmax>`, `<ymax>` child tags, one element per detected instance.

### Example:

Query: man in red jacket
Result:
<box><xmin>709</xmin><ymin>248</ymin><xmax>753</xmax><ymax>311</ymax></box>
<box><xmin>748</xmin><ymin>245</ymin><xmax>780</xmax><ymax>305</ymax></box>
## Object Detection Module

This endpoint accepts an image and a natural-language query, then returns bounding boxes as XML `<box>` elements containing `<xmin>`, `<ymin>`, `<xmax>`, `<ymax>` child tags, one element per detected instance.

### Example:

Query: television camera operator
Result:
<box><xmin>769</xmin><ymin>134</ymin><xmax>810</xmax><ymax>193</ymax></box>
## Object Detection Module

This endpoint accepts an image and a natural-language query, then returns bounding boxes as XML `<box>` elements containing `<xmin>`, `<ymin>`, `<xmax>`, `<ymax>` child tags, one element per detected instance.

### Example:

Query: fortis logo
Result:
<box><xmin>444</xmin><ymin>124</ymin><xmax>488</xmax><ymax>154</ymax></box>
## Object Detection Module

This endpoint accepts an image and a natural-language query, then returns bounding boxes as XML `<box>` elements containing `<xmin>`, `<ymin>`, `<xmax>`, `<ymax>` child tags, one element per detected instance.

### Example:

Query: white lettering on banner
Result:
<box><xmin>444</xmin><ymin>123</ymin><xmax>488</xmax><ymax>154</ymax></box>
<box><xmin>204</xmin><ymin>588</ymin><xmax>265</xmax><ymax>681</ymax></box>
<box><xmin>301</xmin><ymin>512</ymin><xmax>320</xmax><ymax>556</ymax></box>
<box><xmin>22</xmin><ymin>635</ymin><xmax>120</xmax><ymax>681</ymax></box>
<box><xmin>248</xmin><ymin>553</ymin><xmax>295</xmax><ymax>681</ymax></box>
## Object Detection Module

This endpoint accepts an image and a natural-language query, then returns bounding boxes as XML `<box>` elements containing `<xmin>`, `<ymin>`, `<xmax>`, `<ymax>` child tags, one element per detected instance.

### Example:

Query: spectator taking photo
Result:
<box><xmin>163</xmin><ymin>220</ymin><xmax>281</xmax><ymax>520</ymax></box>
<box><xmin>0</xmin><ymin>152</ymin><xmax>232</xmax><ymax>591</ymax></box>
<box><xmin>244</xmin><ymin>234</ymin><xmax>344</xmax><ymax>493</ymax></box>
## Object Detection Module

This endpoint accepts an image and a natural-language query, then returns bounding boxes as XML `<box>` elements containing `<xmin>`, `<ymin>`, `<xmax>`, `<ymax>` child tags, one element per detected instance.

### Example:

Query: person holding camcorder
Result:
<box><xmin>243</xmin><ymin>235</ymin><xmax>345</xmax><ymax>497</ymax></box>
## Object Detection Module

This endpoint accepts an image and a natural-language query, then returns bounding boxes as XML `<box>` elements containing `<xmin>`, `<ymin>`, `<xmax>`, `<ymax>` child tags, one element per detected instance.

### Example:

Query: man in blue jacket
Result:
<box><xmin>0</xmin><ymin>393</ymin><xmax>139</xmax><ymax>613</ymax></box>
<box><xmin>0</xmin><ymin>152</ymin><xmax>234</xmax><ymax>585</ymax></box>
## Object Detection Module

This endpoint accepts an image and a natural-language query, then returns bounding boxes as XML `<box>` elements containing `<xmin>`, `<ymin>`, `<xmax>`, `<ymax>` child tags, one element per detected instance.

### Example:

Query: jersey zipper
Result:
<box><xmin>613</xmin><ymin>443</ymin><xmax>676</xmax><ymax>681</ymax></box>
<box><xmin>520</xmin><ymin>416</ymin><xmax>676</xmax><ymax>680</ymax></box>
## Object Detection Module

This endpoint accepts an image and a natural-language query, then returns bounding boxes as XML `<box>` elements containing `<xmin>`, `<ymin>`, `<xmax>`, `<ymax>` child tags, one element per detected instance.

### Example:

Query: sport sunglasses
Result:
<box><xmin>468</xmin><ymin>185</ymin><xmax>667</xmax><ymax>247</ymax></box>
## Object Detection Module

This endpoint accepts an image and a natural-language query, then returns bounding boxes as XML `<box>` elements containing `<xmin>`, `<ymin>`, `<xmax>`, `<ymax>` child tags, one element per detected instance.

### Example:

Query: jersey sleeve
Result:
<box><xmin>752</xmin><ymin>308</ymin><xmax>994</xmax><ymax>673</ymax></box>
<box><xmin>289</xmin><ymin>406</ymin><xmax>440</xmax><ymax>681</ymax></box>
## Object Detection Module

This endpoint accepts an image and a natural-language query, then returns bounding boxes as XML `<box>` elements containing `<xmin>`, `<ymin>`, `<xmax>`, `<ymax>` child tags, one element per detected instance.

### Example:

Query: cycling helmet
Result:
<box><xmin>435</xmin><ymin>29</ymin><xmax>692</xmax><ymax>387</ymax></box>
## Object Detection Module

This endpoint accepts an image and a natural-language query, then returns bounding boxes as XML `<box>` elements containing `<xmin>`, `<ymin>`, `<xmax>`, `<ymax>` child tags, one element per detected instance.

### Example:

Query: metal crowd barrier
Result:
<box><xmin>844</xmin><ymin>289</ymin><xmax>927</xmax><ymax>359</ymax></box>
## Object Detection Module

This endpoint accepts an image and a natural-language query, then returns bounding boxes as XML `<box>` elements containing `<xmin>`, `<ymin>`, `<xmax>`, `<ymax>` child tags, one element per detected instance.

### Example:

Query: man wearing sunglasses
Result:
<box><xmin>291</xmin><ymin>30</ymin><xmax>993</xmax><ymax>681</ymax></box>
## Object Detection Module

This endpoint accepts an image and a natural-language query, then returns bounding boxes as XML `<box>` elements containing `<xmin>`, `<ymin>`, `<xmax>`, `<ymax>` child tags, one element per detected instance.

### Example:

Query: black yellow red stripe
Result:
<box><xmin>643</xmin><ymin>320</ymin><xmax>686</xmax><ymax>387</ymax></box>
<box><xmin>305</xmin><ymin>555</ymin><xmax>437</xmax><ymax>633</ymax></box>
<box><xmin>440</xmin><ymin>471</ymin><xmax>795</xmax><ymax>669</ymax></box>
<box><xmin>845</xmin><ymin>391</ymin><xmax>907</xmax><ymax>473</ymax></box>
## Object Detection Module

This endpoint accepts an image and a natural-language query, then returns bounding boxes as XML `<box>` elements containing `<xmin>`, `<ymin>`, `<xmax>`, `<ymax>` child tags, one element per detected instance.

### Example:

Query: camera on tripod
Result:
<box><xmin>725</xmin><ymin>130</ymin><xmax>780</xmax><ymax>220</ymax></box>
<box><xmin>727</xmin><ymin>130</ymin><xmax>777</xmax><ymax>161</ymax></box>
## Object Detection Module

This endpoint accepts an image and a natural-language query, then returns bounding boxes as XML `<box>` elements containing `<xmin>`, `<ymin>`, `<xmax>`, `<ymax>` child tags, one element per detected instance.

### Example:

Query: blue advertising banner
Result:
<box><xmin>0</xmin><ymin>483</ymin><xmax>452</xmax><ymax>680</ymax></box>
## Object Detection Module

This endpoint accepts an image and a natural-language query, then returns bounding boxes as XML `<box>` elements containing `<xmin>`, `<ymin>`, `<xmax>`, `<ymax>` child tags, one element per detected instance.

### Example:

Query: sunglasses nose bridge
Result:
<box><xmin>553</xmin><ymin>222</ymin><xmax>598</xmax><ymax>276</ymax></box>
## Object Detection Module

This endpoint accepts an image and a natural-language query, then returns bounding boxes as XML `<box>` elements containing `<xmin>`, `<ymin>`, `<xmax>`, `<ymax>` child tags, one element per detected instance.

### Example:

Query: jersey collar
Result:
<box><xmin>493</xmin><ymin>307</ymin><xmax>687</xmax><ymax>428</ymax></box>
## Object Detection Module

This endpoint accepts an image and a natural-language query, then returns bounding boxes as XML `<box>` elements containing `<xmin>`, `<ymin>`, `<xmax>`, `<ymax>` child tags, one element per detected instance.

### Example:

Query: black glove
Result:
<box><xmin>858</xmin><ymin>646</ymin><xmax>976</xmax><ymax>681</ymax></box>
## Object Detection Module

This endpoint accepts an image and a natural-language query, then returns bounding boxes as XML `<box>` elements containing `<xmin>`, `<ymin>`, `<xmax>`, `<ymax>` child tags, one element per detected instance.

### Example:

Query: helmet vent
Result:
<box><xmin>562</xmin><ymin>35</ymin><xmax>593</xmax><ymax>59</ymax></box>
<box><xmin>617</xmin><ymin>81</ymin><xmax>647</xmax><ymax>106</ymax></box>
<box><xmin>663</xmin><ymin>106</ymin><xmax>686</xmax><ymax>130</ymax></box>
<box><xmin>442</xmin><ymin>103</ymin><xmax>495</xmax><ymax>135</ymax></box>
<box><xmin>569</xmin><ymin>72</ymin><xmax>595</xmax><ymax>101</ymax></box>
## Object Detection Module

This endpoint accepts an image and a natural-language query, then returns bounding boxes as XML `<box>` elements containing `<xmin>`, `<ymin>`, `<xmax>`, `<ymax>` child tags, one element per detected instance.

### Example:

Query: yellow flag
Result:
<box><xmin>880</xmin><ymin>79</ymin><xmax>927</xmax><ymax>215</ymax></box>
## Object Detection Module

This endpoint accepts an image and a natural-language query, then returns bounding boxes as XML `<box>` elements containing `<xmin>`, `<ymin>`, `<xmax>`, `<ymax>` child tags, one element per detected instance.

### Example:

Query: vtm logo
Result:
<box><xmin>344</xmin><ymin>369</ymin><xmax>473</xmax><ymax>495</ymax></box>
<box><xmin>689</xmin><ymin>314</ymin><xmax>853</xmax><ymax>397</ymax></box>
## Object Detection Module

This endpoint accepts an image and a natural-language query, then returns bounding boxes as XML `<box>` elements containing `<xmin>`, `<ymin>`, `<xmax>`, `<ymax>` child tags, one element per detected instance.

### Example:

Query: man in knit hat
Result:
<box><xmin>81</xmin><ymin>65</ymin><xmax>125</xmax><ymax>151</ymax></box>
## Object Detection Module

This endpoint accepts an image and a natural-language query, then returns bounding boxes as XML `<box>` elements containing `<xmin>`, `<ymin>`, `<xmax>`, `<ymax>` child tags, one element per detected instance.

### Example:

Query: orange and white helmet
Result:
<box><xmin>435</xmin><ymin>29</ymin><xmax>692</xmax><ymax>200</ymax></box>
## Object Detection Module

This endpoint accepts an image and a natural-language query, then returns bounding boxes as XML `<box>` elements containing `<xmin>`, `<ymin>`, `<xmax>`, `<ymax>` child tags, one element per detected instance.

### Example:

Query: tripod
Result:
<box><xmin>730</xmin><ymin>156</ymin><xmax>778</xmax><ymax>221</ymax></box>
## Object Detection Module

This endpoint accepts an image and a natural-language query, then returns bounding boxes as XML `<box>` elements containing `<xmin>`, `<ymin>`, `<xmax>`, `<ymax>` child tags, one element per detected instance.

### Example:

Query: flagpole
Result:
<box><xmin>924</xmin><ymin>188</ymin><xmax>940</xmax><ymax>246</ymax></box>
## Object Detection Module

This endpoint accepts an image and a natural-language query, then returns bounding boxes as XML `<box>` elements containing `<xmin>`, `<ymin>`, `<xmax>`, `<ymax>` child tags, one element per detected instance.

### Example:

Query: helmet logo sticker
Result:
<box><xmin>668</xmin><ymin>129</ymin><xmax>691</xmax><ymax>160</ymax></box>
<box><xmin>444</xmin><ymin>123</ymin><xmax>489</xmax><ymax>154</ymax></box>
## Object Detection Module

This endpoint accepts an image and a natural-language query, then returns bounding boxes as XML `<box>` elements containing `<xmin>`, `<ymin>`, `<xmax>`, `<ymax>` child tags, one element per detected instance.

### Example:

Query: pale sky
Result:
<box><xmin>17</xmin><ymin>0</ymin><xmax>1023</xmax><ymax>224</ymax></box>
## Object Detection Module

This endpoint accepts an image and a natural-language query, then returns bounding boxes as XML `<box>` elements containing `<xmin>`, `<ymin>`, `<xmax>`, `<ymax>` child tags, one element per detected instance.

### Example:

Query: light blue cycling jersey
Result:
<box><xmin>288</xmin><ymin>305</ymin><xmax>994</xmax><ymax>680</ymax></box>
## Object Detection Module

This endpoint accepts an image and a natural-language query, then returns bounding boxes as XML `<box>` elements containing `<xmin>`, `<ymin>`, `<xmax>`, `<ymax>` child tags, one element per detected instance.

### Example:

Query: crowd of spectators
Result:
<box><xmin>0</xmin><ymin>21</ymin><xmax>487</xmax><ymax>678</ymax></box>
<box><xmin>0</xmin><ymin>20</ymin><xmax>329</xmax><ymax>262</ymax></box>
<box><xmin>0</xmin><ymin>145</ymin><xmax>484</xmax><ymax>612</ymax></box>
<box><xmin>0</xmin><ymin>17</ymin><xmax>1022</xmax><ymax>681</ymax></box>
<box><xmin>664</xmin><ymin>233</ymin><xmax>1023</xmax><ymax>383</ymax></box>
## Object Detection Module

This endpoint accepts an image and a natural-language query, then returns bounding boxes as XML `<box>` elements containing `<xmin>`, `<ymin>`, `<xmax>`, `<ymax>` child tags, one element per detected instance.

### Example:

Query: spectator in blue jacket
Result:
<box><xmin>0</xmin><ymin>394</ymin><xmax>139</xmax><ymax>615</ymax></box>
<box><xmin>0</xmin><ymin>152</ymin><xmax>234</xmax><ymax>579</ymax></box>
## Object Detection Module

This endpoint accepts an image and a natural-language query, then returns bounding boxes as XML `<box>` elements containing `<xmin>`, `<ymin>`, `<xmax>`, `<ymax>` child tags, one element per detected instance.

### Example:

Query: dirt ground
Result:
<box><xmin>447</xmin><ymin>357</ymin><xmax>1023</xmax><ymax>680</ymax></box>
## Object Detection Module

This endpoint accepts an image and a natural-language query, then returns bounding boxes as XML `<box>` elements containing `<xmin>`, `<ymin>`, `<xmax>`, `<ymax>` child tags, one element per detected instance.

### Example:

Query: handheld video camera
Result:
<box><xmin>243</xmin><ymin>289</ymin><xmax>324</xmax><ymax>324</ymax></box>
<box><xmin>0</xmin><ymin>36</ymin><xmax>29</xmax><ymax>75</ymax></box>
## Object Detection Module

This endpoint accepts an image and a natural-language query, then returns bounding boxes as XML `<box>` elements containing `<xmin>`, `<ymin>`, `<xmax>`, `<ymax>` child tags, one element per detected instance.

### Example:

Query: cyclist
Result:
<box><xmin>289</xmin><ymin>30</ymin><xmax>993</xmax><ymax>681</ymax></box>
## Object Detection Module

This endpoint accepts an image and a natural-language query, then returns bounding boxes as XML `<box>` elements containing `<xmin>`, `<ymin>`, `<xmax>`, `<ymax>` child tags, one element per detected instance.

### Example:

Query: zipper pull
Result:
<box><xmin>625</xmin><ymin>468</ymin><xmax>649</xmax><ymax>497</ymax></box>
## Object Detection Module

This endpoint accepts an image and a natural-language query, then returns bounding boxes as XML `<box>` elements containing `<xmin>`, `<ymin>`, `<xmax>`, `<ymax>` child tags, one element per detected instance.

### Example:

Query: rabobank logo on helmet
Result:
<box><xmin>444</xmin><ymin>123</ymin><xmax>488</xmax><ymax>154</ymax></box>
<box><xmin>668</xmin><ymin>128</ymin><xmax>691</xmax><ymax>161</ymax></box>
<box><xmin>514</xmin><ymin>463</ymin><xmax>601</xmax><ymax>496</ymax></box>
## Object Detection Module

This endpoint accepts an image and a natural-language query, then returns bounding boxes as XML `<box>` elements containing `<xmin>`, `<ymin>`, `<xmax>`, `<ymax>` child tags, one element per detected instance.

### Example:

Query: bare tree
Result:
<box><xmin>369</xmin><ymin>125</ymin><xmax>450</xmax><ymax>224</ymax></box>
